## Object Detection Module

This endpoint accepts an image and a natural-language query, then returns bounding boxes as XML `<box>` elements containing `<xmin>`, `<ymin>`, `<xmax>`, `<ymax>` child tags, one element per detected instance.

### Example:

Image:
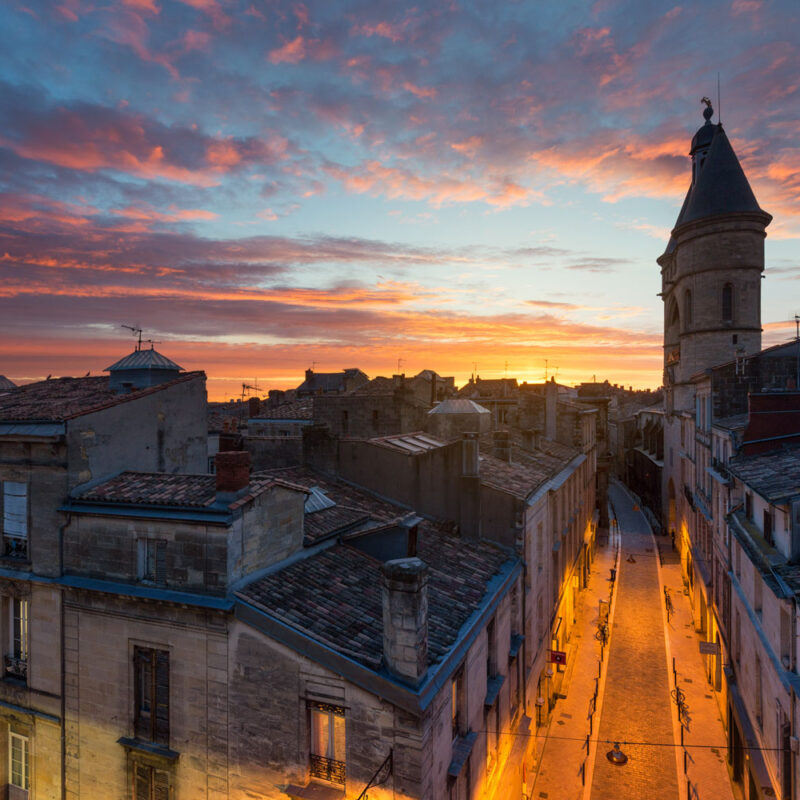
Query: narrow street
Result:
<box><xmin>589</xmin><ymin>483</ymin><xmax>679</xmax><ymax>799</ymax></box>
<box><xmin>533</xmin><ymin>481</ymin><xmax>735</xmax><ymax>800</ymax></box>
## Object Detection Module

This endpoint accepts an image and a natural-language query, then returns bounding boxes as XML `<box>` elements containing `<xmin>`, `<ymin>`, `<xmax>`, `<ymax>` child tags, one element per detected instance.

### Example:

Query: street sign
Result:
<box><xmin>548</xmin><ymin>650</ymin><xmax>567</xmax><ymax>665</ymax></box>
<box><xmin>699</xmin><ymin>641</ymin><xmax>720</xmax><ymax>655</ymax></box>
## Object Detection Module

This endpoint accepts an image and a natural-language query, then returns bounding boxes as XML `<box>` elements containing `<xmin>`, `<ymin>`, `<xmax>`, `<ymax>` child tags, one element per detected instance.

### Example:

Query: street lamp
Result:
<box><xmin>606</xmin><ymin>742</ymin><xmax>628</xmax><ymax>766</ymax></box>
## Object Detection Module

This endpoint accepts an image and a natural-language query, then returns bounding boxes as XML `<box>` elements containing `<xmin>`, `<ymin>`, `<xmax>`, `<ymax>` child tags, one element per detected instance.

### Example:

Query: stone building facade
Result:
<box><xmin>0</xmin><ymin>353</ymin><xmax>207</xmax><ymax>799</ymax></box>
<box><xmin>658</xmin><ymin>103</ymin><xmax>800</xmax><ymax>800</ymax></box>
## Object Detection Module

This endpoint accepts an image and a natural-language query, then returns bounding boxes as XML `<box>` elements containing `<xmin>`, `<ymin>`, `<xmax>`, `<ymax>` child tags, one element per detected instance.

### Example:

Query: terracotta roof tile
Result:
<box><xmin>238</xmin><ymin>528</ymin><xmax>513</xmax><ymax>670</ymax></box>
<box><xmin>0</xmin><ymin>372</ymin><xmax>203</xmax><ymax>422</ymax></box>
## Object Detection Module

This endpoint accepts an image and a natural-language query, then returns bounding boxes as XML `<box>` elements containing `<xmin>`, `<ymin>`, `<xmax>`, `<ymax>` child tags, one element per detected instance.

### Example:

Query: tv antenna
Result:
<box><xmin>121</xmin><ymin>324</ymin><xmax>143</xmax><ymax>351</ymax></box>
<box><xmin>397</xmin><ymin>357</ymin><xmax>405</xmax><ymax>373</ymax></box>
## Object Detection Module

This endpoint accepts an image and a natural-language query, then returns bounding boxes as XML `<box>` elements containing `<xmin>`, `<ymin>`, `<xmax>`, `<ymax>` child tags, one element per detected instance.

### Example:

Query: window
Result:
<box><xmin>5</xmin><ymin>598</ymin><xmax>28</xmax><ymax>681</ymax></box>
<box><xmin>755</xmin><ymin>656</ymin><xmax>763</xmax><ymax>728</ymax></box>
<box><xmin>2</xmin><ymin>482</ymin><xmax>28</xmax><ymax>559</ymax></box>
<box><xmin>451</xmin><ymin>668</ymin><xmax>465</xmax><ymax>740</ymax></box>
<box><xmin>8</xmin><ymin>731</ymin><xmax>28</xmax><ymax>792</ymax></box>
<box><xmin>133</xmin><ymin>647</ymin><xmax>169</xmax><ymax>745</ymax></box>
<box><xmin>486</xmin><ymin>618</ymin><xmax>496</xmax><ymax>677</ymax></box>
<box><xmin>722</xmin><ymin>283</ymin><xmax>733</xmax><ymax>324</ymax></box>
<box><xmin>308</xmin><ymin>702</ymin><xmax>345</xmax><ymax>784</ymax></box>
<box><xmin>763</xmin><ymin>510</ymin><xmax>773</xmax><ymax>545</ymax></box>
<box><xmin>134</xmin><ymin>763</ymin><xmax>170</xmax><ymax>800</ymax></box>
<box><xmin>137</xmin><ymin>540</ymin><xmax>166</xmax><ymax>583</ymax></box>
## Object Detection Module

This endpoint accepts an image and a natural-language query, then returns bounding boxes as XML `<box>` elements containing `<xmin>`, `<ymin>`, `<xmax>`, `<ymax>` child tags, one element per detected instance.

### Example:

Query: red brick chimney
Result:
<box><xmin>215</xmin><ymin>451</ymin><xmax>251</xmax><ymax>493</ymax></box>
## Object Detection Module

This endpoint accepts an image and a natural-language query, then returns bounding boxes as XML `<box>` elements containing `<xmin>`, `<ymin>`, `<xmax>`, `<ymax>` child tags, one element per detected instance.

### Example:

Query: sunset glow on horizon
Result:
<box><xmin>3</xmin><ymin>0</ymin><xmax>799</xmax><ymax>400</ymax></box>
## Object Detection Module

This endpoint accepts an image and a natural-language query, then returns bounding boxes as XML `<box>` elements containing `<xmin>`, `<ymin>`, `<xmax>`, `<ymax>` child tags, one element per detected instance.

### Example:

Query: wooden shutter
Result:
<box><xmin>134</xmin><ymin>763</ymin><xmax>151</xmax><ymax>800</ymax></box>
<box><xmin>154</xmin><ymin>769</ymin><xmax>170</xmax><ymax>800</ymax></box>
<box><xmin>155</xmin><ymin>541</ymin><xmax>167</xmax><ymax>584</ymax></box>
<box><xmin>154</xmin><ymin>650</ymin><xmax>170</xmax><ymax>745</ymax></box>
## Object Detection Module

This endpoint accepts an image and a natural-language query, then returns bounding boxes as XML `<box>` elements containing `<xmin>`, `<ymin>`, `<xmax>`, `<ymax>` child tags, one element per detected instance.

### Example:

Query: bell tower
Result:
<box><xmin>658</xmin><ymin>98</ymin><xmax>771</xmax><ymax>412</ymax></box>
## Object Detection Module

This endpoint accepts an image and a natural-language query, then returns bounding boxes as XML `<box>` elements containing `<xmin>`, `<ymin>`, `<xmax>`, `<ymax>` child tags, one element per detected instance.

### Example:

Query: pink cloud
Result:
<box><xmin>268</xmin><ymin>35</ymin><xmax>306</xmax><ymax>64</ymax></box>
<box><xmin>402</xmin><ymin>81</ymin><xmax>438</xmax><ymax>99</ymax></box>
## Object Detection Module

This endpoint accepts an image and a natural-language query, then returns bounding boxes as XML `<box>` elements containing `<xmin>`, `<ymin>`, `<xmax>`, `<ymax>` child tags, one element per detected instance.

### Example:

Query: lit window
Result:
<box><xmin>5</xmin><ymin>598</ymin><xmax>28</xmax><ymax>681</ymax></box>
<box><xmin>308</xmin><ymin>702</ymin><xmax>345</xmax><ymax>784</ymax></box>
<box><xmin>2</xmin><ymin>483</ymin><xmax>28</xmax><ymax>559</ymax></box>
<box><xmin>9</xmin><ymin>731</ymin><xmax>28</xmax><ymax>791</ymax></box>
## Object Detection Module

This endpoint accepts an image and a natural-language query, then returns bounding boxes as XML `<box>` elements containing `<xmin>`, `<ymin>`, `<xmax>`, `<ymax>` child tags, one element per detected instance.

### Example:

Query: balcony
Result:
<box><xmin>309</xmin><ymin>754</ymin><xmax>346</xmax><ymax>785</ymax></box>
<box><xmin>4</xmin><ymin>656</ymin><xmax>27</xmax><ymax>682</ymax></box>
<box><xmin>2</xmin><ymin>537</ymin><xmax>27</xmax><ymax>560</ymax></box>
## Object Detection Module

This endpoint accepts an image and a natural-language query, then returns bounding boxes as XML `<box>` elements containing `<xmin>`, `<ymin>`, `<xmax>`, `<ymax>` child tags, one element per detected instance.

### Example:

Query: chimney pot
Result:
<box><xmin>215</xmin><ymin>450</ymin><xmax>251</xmax><ymax>493</ymax></box>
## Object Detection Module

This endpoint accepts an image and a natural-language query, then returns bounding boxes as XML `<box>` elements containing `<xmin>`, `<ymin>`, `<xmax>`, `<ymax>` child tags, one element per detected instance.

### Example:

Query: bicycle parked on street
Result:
<box><xmin>664</xmin><ymin>586</ymin><xmax>675</xmax><ymax>622</ymax></box>
<box><xmin>671</xmin><ymin>685</ymin><xmax>690</xmax><ymax>727</ymax></box>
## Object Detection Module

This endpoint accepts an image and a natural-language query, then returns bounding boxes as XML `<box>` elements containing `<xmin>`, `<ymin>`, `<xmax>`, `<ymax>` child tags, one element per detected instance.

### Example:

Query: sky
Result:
<box><xmin>2</xmin><ymin>0</ymin><xmax>799</xmax><ymax>400</ymax></box>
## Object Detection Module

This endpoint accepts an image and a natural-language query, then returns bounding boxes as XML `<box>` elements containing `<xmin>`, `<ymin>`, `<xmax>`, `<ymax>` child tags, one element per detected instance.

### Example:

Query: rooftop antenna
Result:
<box><xmin>717</xmin><ymin>73</ymin><xmax>721</xmax><ymax>126</ymax></box>
<box><xmin>544</xmin><ymin>359</ymin><xmax>548</xmax><ymax>381</ymax></box>
<box><xmin>142</xmin><ymin>338</ymin><xmax>161</xmax><ymax>350</ymax></box>
<box><xmin>504</xmin><ymin>360</ymin><xmax>509</xmax><ymax>377</ymax></box>
<box><xmin>121</xmin><ymin>324</ymin><xmax>143</xmax><ymax>351</ymax></box>
<box><xmin>311</xmin><ymin>361</ymin><xmax>318</xmax><ymax>370</ymax></box>
<box><xmin>472</xmin><ymin>361</ymin><xmax>478</xmax><ymax>381</ymax></box>
<box><xmin>397</xmin><ymin>357</ymin><xmax>404</xmax><ymax>373</ymax></box>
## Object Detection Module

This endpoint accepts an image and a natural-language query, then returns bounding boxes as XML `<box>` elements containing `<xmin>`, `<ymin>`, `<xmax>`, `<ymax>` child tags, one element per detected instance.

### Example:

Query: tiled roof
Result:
<box><xmin>238</xmin><ymin>526</ymin><xmax>513</xmax><ymax>671</ymax></box>
<box><xmin>0</xmin><ymin>376</ymin><xmax>17</xmax><ymax>393</ymax></box>
<box><xmin>349</xmin><ymin>376</ymin><xmax>397</xmax><ymax>396</ymax></box>
<box><xmin>478</xmin><ymin>433</ymin><xmax>579</xmax><ymax>500</ymax></box>
<box><xmin>0</xmin><ymin>372</ymin><xmax>204</xmax><ymax>422</ymax></box>
<box><xmin>80</xmin><ymin>472</ymin><xmax>217</xmax><ymax>506</ymax></box>
<box><xmin>75</xmin><ymin>470</ymin><xmax>304</xmax><ymax>511</ymax></box>
<box><xmin>259</xmin><ymin>466</ymin><xmax>410</xmax><ymax>544</ymax></box>
<box><xmin>256</xmin><ymin>398</ymin><xmax>313</xmax><ymax>420</ymax></box>
<box><xmin>728</xmin><ymin>446</ymin><xmax>800</xmax><ymax>502</ymax></box>
<box><xmin>429</xmin><ymin>398</ymin><xmax>490</xmax><ymax>415</ymax></box>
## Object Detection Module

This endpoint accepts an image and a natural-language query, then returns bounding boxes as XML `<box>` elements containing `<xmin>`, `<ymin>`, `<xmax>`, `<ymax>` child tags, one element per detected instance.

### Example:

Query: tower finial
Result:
<box><xmin>701</xmin><ymin>96</ymin><xmax>714</xmax><ymax>123</ymax></box>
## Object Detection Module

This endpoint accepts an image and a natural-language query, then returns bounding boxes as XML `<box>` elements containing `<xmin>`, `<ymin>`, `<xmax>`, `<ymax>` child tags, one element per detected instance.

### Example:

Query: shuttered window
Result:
<box><xmin>9</xmin><ymin>731</ymin><xmax>29</xmax><ymax>790</ymax></box>
<box><xmin>134</xmin><ymin>763</ymin><xmax>170</xmax><ymax>800</ymax></box>
<box><xmin>133</xmin><ymin>647</ymin><xmax>169</xmax><ymax>745</ymax></box>
<box><xmin>3</xmin><ymin>483</ymin><xmax>27</xmax><ymax>539</ymax></box>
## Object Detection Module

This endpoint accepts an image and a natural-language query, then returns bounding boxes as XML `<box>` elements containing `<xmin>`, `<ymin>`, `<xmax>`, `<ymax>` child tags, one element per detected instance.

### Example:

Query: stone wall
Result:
<box><xmin>64</xmin><ymin>514</ymin><xmax>228</xmax><ymax>592</ymax></box>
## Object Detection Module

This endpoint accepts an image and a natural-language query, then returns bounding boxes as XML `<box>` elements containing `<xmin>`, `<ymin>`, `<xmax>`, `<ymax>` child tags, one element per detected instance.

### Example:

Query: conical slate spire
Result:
<box><xmin>679</xmin><ymin>124</ymin><xmax>768</xmax><ymax>227</ymax></box>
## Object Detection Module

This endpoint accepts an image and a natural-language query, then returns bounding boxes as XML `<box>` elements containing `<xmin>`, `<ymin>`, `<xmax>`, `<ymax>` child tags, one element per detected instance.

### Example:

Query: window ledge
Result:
<box><xmin>117</xmin><ymin>737</ymin><xmax>179</xmax><ymax>761</ymax></box>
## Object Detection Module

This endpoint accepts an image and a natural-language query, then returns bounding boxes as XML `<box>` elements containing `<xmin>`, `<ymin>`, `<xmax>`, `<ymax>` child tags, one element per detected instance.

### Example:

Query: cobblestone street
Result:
<box><xmin>589</xmin><ymin>483</ymin><xmax>679</xmax><ymax>799</ymax></box>
<box><xmin>533</xmin><ymin>482</ymin><xmax>736</xmax><ymax>800</ymax></box>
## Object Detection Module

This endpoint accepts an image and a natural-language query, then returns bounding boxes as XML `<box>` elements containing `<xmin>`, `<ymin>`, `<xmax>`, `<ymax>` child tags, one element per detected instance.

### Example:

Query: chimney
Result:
<box><xmin>493</xmin><ymin>430</ymin><xmax>511</xmax><ymax>462</ymax></box>
<box><xmin>381</xmin><ymin>558</ymin><xmax>428</xmax><ymax>686</ymax></box>
<box><xmin>392</xmin><ymin>373</ymin><xmax>405</xmax><ymax>388</ymax></box>
<box><xmin>545</xmin><ymin>378</ymin><xmax>557</xmax><ymax>440</ymax></box>
<box><xmin>430</xmin><ymin>373</ymin><xmax>437</xmax><ymax>407</ymax></box>
<box><xmin>305</xmin><ymin>368</ymin><xmax>313</xmax><ymax>382</ymax></box>
<box><xmin>460</xmin><ymin>433</ymin><xmax>481</xmax><ymax>538</ymax></box>
<box><xmin>215</xmin><ymin>451</ymin><xmax>251</xmax><ymax>494</ymax></box>
<box><xmin>248</xmin><ymin>396</ymin><xmax>260</xmax><ymax>417</ymax></box>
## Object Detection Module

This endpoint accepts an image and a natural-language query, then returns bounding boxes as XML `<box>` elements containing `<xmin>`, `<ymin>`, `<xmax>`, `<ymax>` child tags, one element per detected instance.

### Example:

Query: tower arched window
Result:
<box><xmin>684</xmin><ymin>290</ymin><xmax>693</xmax><ymax>327</ymax></box>
<box><xmin>722</xmin><ymin>283</ymin><xmax>733</xmax><ymax>324</ymax></box>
